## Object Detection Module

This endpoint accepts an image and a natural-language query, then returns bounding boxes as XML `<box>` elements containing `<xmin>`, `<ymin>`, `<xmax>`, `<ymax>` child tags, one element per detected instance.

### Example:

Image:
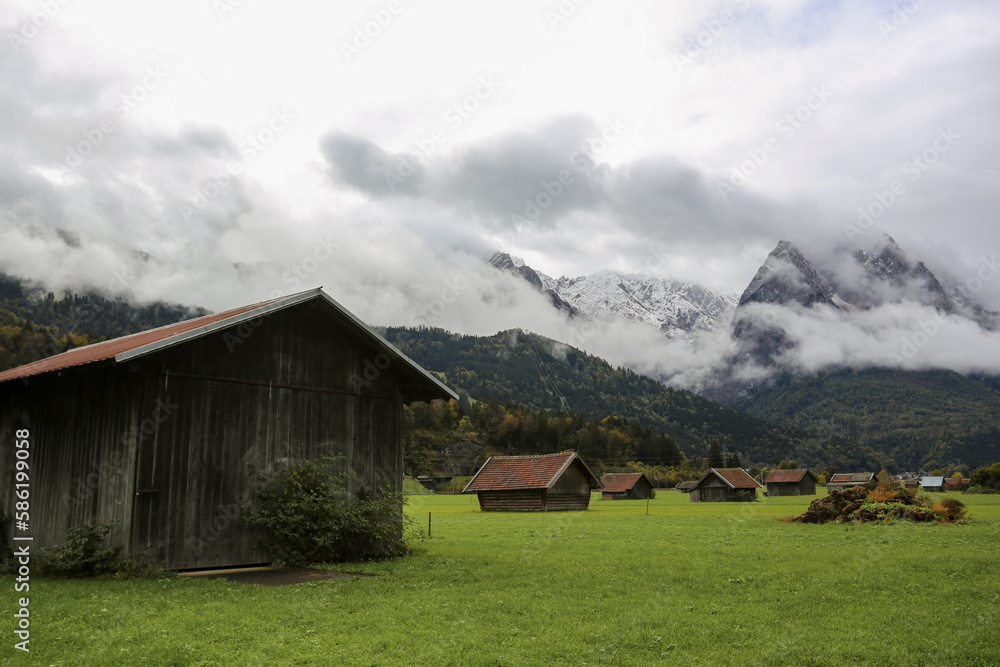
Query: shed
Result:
<box><xmin>689</xmin><ymin>468</ymin><xmax>762</xmax><ymax>503</ymax></box>
<box><xmin>0</xmin><ymin>288</ymin><xmax>456</xmax><ymax>570</ymax></box>
<box><xmin>676</xmin><ymin>481</ymin><xmax>698</xmax><ymax>493</ymax></box>
<box><xmin>921</xmin><ymin>476</ymin><xmax>946</xmax><ymax>492</ymax></box>
<box><xmin>945</xmin><ymin>478</ymin><xmax>969</xmax><ymax>491</ymax></box>
<box><xmin>764</xmin><ymin>469</ymin><xmax>818</xmax><ymax>497</ymax></box>
<box><xmin>826</xmin><ymin>472</ymin><xmax>875</xmax><ymax>491</ymax></box>
<box><xmin>600</xmin><ymin>473</ymin><xmax>654</xmax><ymax>500</ymax></box>
<box><xmin>463</xmin><ymin>452</ymin><xmax>601</xmax><ymax>511</ymax></box>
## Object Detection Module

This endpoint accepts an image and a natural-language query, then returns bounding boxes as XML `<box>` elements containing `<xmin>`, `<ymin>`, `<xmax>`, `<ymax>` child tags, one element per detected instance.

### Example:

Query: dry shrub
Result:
<box><xmin>867</xmin><ymin>488</ymin><xmax>898</xmax><ymax>503</ymax></box>
<box><xmin>931</xmin><ymin>498</ymin><xmax>968</xmax><ymax>522</ymax></box>
<box><xmin>777</xmin><ymin>516</ymin><xmax>796</xmax><ymax>523</ymax></box>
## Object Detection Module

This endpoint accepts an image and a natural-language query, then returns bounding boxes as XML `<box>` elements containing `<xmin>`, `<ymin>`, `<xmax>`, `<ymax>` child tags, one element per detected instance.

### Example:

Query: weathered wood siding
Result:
<box><xmin>477</xmin><ymin>489</ymin><xmax>545</xmax><ymax>511</ymax></box>
<box><xmin>550</xmin><ymin>464</ymin><xmax>590</xmax><ymax>495</ymax></box>
<box><xmin>766</xmin><ymin>480</ymin><xmax>816</xmax><ymax>496</ymax></box>
<box><xmin>0</xmin><ymin>301</ymin><xmax>407</xmax><ymax>570</ymax></box>
<box><xmin>544</xmin><ymin>492</ymin><xmax>591</xmax><ymax>511</ymax></box>
<box><xmin>629</xmin><ymin>477</ymin><xmax>654</xmax><ymax>500</ymax></box>
<box><xmin>690</xmin><ymin>486</ymin><xmax>731</xmax><ymax>503</ymax></box>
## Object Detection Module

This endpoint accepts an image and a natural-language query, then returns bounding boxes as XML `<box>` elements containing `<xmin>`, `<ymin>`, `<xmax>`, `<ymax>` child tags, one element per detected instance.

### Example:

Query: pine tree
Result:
<box><xmin>708</xmin><ymin>440</ymin><xmax>725</xmax><ymax>468</ymax></box>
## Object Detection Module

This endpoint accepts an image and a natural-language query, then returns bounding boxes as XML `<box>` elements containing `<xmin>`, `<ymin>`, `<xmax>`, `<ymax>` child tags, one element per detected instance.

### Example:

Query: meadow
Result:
<box><xmin>3</xmin><ymin>490</ymin><xmax>999</xmax><ymax>666</ymax></box>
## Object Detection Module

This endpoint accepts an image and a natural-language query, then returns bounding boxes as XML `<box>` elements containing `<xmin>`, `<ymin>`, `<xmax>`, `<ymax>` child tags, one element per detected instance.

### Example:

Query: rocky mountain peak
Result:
<box><xmin>738</xmin><ymin>240</ymin><xmax>837</xmax><ymax>309</ymax></box>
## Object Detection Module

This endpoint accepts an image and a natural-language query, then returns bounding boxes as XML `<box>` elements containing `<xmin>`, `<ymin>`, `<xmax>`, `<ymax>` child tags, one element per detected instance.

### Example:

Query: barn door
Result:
<box><xmin>128</xmin><ymin>377</ymin><xmax>181</xmax><ymax>567</ymax></box>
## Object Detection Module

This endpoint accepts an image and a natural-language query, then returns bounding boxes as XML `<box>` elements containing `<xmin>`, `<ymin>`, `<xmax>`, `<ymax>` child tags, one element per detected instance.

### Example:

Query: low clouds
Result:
<box><xmin>0</xmin><ymin>0</ymin><xmax>998</xmax><ymax>392</ymax></box>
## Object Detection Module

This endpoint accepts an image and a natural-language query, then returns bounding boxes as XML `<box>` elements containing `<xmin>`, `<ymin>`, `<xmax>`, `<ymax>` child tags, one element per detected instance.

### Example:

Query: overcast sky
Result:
<box><xmin>2</xmin><ymin>0</ymin><xmax>999</xmax><ymax>340</ymax></box>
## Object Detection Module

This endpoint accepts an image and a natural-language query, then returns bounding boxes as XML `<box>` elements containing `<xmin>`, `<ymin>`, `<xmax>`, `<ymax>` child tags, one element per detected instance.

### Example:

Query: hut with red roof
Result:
<box><xmin>0</xmin><ymin>288</ymin><xmax>456</xmax><ymax>570</ymax></box>
<box><xmin>600</xmin><ymin>472</ymin><xmax>654</xmax><ymax>500</ymax></box>
<box><xmin>764</xmin><ymin>469</ymin><xmax>819</xmax><ymax>497</ymax></box>
<box><xmin>463</xmin><ymin>452</ymin><xmax>602</xmax><ymax>511</ymax></box>
<box><xmin>689</xmin><ymin>468</ymin><xmax>762</xmax><ymax>503</ymax></box>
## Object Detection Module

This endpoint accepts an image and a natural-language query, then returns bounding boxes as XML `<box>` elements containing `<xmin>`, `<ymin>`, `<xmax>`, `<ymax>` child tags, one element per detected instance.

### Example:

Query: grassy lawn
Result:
<box><xmin>3</xmin><ymin>490</ymin><xmax>999</xmax><ymax>666</ymax></box>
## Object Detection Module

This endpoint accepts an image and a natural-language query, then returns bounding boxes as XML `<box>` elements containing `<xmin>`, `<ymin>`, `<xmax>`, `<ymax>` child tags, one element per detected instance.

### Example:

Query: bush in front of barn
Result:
<box><xmin>243</xmin><ymin>457</ymin><xmax>410</xmax><ymax>566</ymax></box>
<box><xmin>35</xmin><ymin>521</ymin><xmax>166</xmax><ymax>578</ymax></box>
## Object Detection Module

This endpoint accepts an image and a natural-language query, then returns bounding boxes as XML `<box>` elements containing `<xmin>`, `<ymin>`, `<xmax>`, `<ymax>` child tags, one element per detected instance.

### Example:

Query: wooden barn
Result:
<box><xmin>675</xmin><ymin>480</ymin><xmax>698</xmax><ymax>493</ymax></box>
<box><xmin>600</xmin><ymin>472</ymin><xmax>654</xmax><ymax>500</ymax></box>
<box><xmin>463</xmin><ymin>452</ymin><xmax>601</xmax><ymax>511</ymax></box>
<box><xmin>764</xmin><ymin>469</ymin><xmax>818</xmax><ymax>497</ymax></box>
<box><xmin>0</xmin><ymin>288</ymin><xmax>456</xmax><ymax>570</ymax></box>
<box><xmin>689</xmin><ymin>468</ymin><xmax>762</xmax><ymax>503</ymax></box>
<box><xmin>921</xmin><ymin>476</ymin><xmax>946</xmax><ymax>492</ymax></box>
<box><xmin>827</xmin><ymin>472</ymin><xmax>875</xmax><ymax>491</ymax></box>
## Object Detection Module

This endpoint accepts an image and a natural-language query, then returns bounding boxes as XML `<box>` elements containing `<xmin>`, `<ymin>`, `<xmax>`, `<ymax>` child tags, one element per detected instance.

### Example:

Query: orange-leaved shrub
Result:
<box><xmin>867</xmin><ymin>488</ymin><xmax>898</xmax><ymax>503</ymax></box>
<box><xmin>932</xmin><ymin>498</ymin><xmax>967</xmax><ymax>522</ymax></box>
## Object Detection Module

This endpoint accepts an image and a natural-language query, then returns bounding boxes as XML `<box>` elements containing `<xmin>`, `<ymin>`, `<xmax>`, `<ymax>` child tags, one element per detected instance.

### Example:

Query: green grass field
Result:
<box><xmin>4</xmin><ymin>490</ymin><xmax>999</xmax><ymax>666</ymax></box>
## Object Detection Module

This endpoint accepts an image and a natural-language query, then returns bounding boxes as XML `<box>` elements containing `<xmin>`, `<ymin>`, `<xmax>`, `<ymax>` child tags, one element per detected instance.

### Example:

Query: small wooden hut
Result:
<box><xmin>764</xmin><ymin>469</ymin><xmax>818</xmax><ymax>497</ymax></box>
<box><xmin>676</xmin><ymin>481</ymin><xmax>698</xmax><ymax>493</ymax></box>
<box><xmin>600</xmin><ymin>473</ymin><xmax>654</xmax><ymax>500</ymax></box>
<box><xmin>945</xmin><ymin>477</ymin><xmax>969</xmax><ymax>492</ymax></box>
<box><xmin>920</xmin><ymin>476</ymin><xmax>945</xmax><ymax>492</ymax></box>
<box><xmin>463</xmin><ymin>452</ymin><xmax>601</xmax><ymax>511</ymax></box>
<box><xmin>826</xmin><ymin>472</ymin><xmax>875</xmax><ymax>491</ymax></box>
<box><xmin>689</xmin><ymin>468</ymin><xmax>761</xmax><ymax>503</ymax></box>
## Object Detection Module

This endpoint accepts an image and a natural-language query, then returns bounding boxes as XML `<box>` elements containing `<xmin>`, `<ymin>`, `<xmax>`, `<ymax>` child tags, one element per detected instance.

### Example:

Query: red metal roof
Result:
<box><xmin>600</xmin><ymin>473</ymin><xmax>646</xmax><ymax>493</ymax></box>
<box><xmin>0</xmin><ymin>288</ymin><xmax>457</xmax><ymax>403</ymax></box>
<box><xmin>0</xmin><ymin>298</ymin><xmax>278</xmax><ymax>384</ymax></box>
<box><xmin>464</xmin><ymin>453</ymin><xmax>600</xmax><ymax>492</ymax></box>
<box><xmin>698</xmin><ymin>468</ymin><xmax>761</xmax><ymax>490</ymax></box>
<box><xmin>765</xmin><ymin>469</ymin><xmax>815</xmax><ymax>484</ymax></box>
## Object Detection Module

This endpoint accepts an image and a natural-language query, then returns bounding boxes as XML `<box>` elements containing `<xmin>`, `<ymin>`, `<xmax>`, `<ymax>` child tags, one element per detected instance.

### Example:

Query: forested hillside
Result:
<box><xmin>731</xmin><ymin>368</ymin><xmax>1000</xmax><ymax>470</ymax></box>
<box><xmin>0</xmin><ymin>273</ymin><xmax>207</xmax><ymax>341</ymax></box>
<box><xmin>380</xmin><ymin>326</ymin><xmax>881</xmax><ymax>470</ymax></box>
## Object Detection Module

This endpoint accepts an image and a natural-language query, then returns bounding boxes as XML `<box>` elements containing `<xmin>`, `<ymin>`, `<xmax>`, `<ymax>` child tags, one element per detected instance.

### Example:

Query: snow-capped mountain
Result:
<box><xmin>541</xmin><ymin>271</ymin><xmax>736</xmax><ymax>338</ymax></box>
<box><xmin>487</xmin><ymin>252</ymin><xmax>737</xmax><ymax>338</ymax></box>
<box><xmin>730</xmin><ymin>234</ymin><xmax>996</xmax><ymax>369</ymax></box>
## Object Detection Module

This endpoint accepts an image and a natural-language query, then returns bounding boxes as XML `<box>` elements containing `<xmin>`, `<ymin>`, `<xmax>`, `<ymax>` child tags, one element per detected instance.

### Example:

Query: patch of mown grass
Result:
<box><xmin>3</xmin><ymin>490</ymin><xmax>998</xmax><ymax>665</ymax></box>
